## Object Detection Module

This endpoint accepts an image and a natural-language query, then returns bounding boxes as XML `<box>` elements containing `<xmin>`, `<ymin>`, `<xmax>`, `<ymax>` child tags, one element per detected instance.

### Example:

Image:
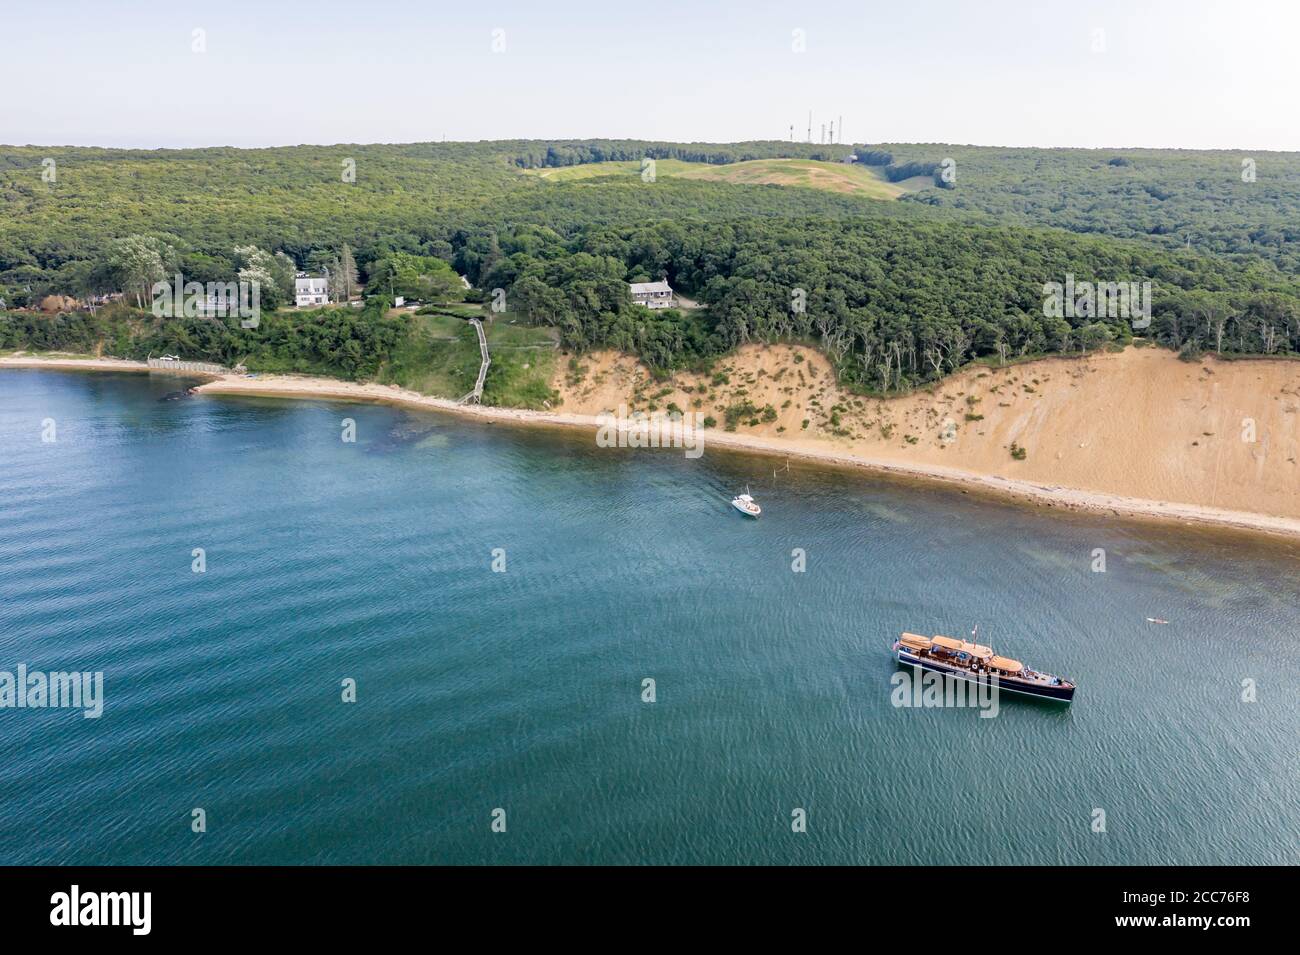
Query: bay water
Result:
<box><xmin>1</xmin><ymin>369</ymin><xmax>1296</xmax><ymax>864</ymax></box>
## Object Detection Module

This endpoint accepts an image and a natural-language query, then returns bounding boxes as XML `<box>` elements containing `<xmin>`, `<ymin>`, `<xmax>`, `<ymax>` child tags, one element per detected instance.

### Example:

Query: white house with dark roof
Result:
<box><xmin>295</xmin><ymin>273</ymin><xmax>328</xmax><ymax>307</ymax></box>
<box><xmin>629</xmin><ymin>280</ymin><xmax>674</xmax><ymax>310</ymax></box>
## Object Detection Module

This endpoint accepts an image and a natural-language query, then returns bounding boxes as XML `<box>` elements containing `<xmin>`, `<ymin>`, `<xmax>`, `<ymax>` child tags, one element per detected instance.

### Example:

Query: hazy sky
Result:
<box><xmin>4</xmin><ymin>0</ymin><xmax>1298</xmax><ymax>150</ymax></box>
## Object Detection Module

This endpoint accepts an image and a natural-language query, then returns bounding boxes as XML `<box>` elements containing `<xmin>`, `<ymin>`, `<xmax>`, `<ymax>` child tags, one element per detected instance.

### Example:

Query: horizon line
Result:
<box><xmin>4</xmin><ymin>137</ymin><xmax>1300</xmax><ymax>155</ymax></box>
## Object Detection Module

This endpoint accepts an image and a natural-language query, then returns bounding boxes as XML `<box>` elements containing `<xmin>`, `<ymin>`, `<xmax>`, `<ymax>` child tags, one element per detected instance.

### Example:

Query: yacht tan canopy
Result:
<box><xmin>989</xmin><ymin>656</ymin><xmax>1023</xmax><ymax>673</ymax></box>
<box><xmin>900</xmin><ymin>633</ymin><xmax>932</xmax><ymax>650</ymax></box>
<box><xmin>930</xmin><ymin>635</ymin><xmax>992</xmax><ymax>658</ymax></box>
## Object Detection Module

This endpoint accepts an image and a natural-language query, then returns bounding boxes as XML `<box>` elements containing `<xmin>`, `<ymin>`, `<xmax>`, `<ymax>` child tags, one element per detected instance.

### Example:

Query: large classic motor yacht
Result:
<box><xmin>891</xmin><ymin>631</ymin><xmax>1076</xmax><ymax>703</ymax></box>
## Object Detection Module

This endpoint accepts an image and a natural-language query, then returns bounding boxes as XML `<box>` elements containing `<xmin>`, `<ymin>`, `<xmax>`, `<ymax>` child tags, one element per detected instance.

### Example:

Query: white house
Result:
<box><xmin>295</xmin><ymin>273</ymin><xmax>329</xmax><ymax>307</ymax></box>
<box><xmin>629</xmin><ymin>280</ymin><xmax>674</xmax><ymax>310</ymax></box>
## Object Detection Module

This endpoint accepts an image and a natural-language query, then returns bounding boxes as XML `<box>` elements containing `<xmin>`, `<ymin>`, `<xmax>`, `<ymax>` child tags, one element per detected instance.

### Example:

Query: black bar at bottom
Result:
<box><xmin>0</xmin><ymin>865</ymin><xmax>1280</xmax><ymax>940</ymax></box>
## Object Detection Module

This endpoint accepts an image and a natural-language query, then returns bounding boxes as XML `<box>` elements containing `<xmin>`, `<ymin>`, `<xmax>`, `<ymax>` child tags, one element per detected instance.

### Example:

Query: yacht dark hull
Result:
<box><xmin>894</xmin><ymin>646</ymin><xmax>1075</xmax><ymax>703</ymax></box>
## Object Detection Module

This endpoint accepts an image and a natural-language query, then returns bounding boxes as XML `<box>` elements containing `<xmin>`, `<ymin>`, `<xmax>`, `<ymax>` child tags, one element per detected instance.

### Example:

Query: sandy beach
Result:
<box><xmin>557</xmin><ymin>344</ymin><xmax>1300</xmax><ymax>535</ymax></box>
<box><xmin>0</xmin><ymin>355</ymin><xmax>152</xmax><ymax>372</ymax></box>
<box><xmin>5</xmin><ymin>349</ymin><xmax>1300</xmax><ymax>541</ymax></box>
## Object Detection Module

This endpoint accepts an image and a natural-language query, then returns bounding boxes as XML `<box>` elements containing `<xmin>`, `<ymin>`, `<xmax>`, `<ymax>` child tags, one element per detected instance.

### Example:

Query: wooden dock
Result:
<box><xmin>147</xmin><ymin>358</ymin><xmax>227</xmax><ymax>375</ymax></box>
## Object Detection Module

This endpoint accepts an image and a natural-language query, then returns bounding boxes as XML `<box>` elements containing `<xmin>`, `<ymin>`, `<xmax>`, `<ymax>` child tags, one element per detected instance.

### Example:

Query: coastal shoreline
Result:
<box><xmin>5</xmin><ymin>355</ymin><xmax>1300</xmax><ymax>542</ymax></box>
<box><xmin>0</xmin><ymin>356</ymin><xmax>153</xmax><ymax>372</ymax></box>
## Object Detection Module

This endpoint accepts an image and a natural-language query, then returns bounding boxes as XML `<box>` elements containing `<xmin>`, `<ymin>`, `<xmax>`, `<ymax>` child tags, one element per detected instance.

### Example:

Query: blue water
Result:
<box><xmin>1</xmin><ymin>369</ymin><xmax>1297</xmax><ymax>865</ymax></box>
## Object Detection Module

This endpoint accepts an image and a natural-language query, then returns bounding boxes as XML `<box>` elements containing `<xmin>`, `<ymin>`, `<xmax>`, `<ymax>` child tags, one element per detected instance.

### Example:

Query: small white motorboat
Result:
<box><xmin>731</xmin><ymin>487</ymin><xmax>761</xmax><ymax>518</ymax></box>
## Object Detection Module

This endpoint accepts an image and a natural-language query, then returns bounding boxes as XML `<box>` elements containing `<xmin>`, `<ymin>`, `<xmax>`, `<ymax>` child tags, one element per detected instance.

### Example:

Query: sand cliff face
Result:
<box><xmin>552</xmin><ymin>345</ymin><xmax>1300</xmax><ymax>520</ymax></box>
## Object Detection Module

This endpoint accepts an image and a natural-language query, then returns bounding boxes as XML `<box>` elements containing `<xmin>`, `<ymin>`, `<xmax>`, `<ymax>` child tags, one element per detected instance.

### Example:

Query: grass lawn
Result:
<box><xmin>481</xmin><ymin>315</ymin><xmax>559</xmax><ymax>407</ymax></box>
<box><xmin>483</xmin><ymin>315</ymin><xmax>560</xmax><ymax>348</ymax></box>
<box><xmin>375</xmin><ymin>310</ymin><xmax>560</xmax><ymax>408</ymax></box>
<box><xmin>376</xmin><ymin>313</ymin><xmax>481</xmax><ymax>397</ymax></box>
<box><xmin>482</xmin><ymin>344</ymin><xmax>558</xmax><ymax>408</ymax></box>
<box><xmin>417</xmin><ymin>302</ymin><xmax>482</xmax><ymax>319</ymax></box>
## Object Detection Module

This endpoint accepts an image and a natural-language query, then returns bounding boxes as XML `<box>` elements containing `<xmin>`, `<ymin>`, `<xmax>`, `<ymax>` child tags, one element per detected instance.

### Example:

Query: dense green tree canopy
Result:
<box><xmin>4</xmin><ymin>139</ymin><xmax>1300</xmax><ymax>395</ymax></box>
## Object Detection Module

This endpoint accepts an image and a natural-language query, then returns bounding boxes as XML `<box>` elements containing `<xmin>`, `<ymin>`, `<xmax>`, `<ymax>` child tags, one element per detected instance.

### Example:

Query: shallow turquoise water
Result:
<box><xmin>1</xmin><ymin>369</ymin><xmax>1296</xmax><ymax>865</ymax></box>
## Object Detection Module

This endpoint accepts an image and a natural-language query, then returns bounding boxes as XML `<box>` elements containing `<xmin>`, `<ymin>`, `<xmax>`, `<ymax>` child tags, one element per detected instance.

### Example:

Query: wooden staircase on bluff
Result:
<box><xmin>458</xmin><ymin>318</ymin><xmax>490</xmax><ymax>405</ymax></box>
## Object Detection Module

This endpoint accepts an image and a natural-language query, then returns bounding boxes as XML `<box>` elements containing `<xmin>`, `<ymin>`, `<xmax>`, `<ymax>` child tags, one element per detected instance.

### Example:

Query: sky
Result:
<box><xmin>3</xmin><ymin>0</ymin><xmax>1298</xmax><ymax>151</ymax></box>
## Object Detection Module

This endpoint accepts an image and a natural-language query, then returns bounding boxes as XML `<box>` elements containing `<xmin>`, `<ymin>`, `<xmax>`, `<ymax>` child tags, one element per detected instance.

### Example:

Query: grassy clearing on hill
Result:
<box><xmin>524</xmin><ymin>157</ymin><xmax>902</xmax><ymax>198</ymax></box>
<box><xmin>523</xmin><ymin>159</ymin><xmax>714</xmax><ymax>182</ymax></box>
<box><xmin>674</xmin><ymin>158</ymin><xmax>904</xmax><ymax>198</ymax></box>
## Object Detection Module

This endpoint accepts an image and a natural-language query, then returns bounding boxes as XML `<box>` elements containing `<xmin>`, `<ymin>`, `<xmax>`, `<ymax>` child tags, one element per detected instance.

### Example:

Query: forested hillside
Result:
<box><xmin>0</xmin><ymin>299</ymin><xmax>409</xmax><ymax>380</ymax></box>
<box><xmin>472</xmin><ymin>215</ymin><xmax>1300</xmax><ymax>389</ymax></box>
<box><xmin>3</xmin><ymin>138</ymin><xmax>1299</xmax><ymax>398</ymax></box>
<box><xmin>863</xmin><ymin>143</ymin><xmax>1300</xmax><ymax>272</ymax></box>
<box><xmin>0</xmin><ymin>143</ymin><xmax>523</xmax><ymax>282</ymax></box>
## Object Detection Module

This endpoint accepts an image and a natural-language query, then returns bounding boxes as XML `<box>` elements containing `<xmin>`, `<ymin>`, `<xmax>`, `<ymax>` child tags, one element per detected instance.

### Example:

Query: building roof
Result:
<box><xmin>629</xmin><ymin>280</ymin><xmax>672</xmax><ymax>295</ymax></box>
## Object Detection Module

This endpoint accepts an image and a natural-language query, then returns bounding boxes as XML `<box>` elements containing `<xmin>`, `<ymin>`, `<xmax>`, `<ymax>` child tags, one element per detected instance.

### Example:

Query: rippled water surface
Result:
<box><xmin>1</xmin><ymin>369</ymin><xmax>1296</xmax><ymax>864</ymax></box>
